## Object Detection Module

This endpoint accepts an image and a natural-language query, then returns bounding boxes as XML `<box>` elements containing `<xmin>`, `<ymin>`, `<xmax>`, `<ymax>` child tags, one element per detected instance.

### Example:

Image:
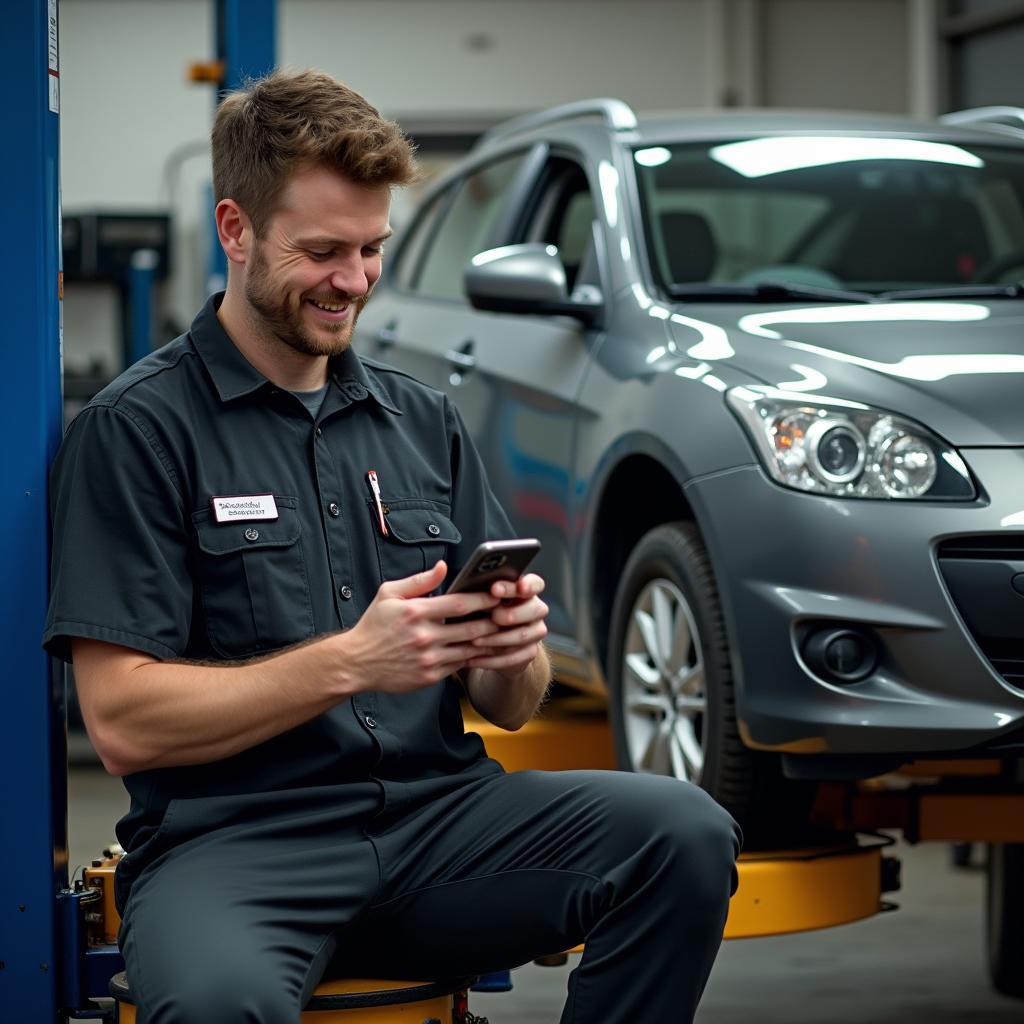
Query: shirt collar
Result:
<box><xmin>189</xmin><ymin>293</ymin><xmax>401</xmax><ymax>414</ymax></box>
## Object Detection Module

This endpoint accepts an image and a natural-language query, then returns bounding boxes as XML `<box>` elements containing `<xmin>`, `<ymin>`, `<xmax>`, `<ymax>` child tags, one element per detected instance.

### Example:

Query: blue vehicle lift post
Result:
<box><xmin>1</xmin><ymin>0</ymin><xmax>66</xmax><ymax>1021</ymax></box>
<box><xmin>1</xmin><ymin>2</ymin><xmax>276</xmax><ymax>1018</ymax></box>
<box><xmin>205</xmin><ymin>0</ymin><xmax>277</xmax><ymax>293</ymax></box>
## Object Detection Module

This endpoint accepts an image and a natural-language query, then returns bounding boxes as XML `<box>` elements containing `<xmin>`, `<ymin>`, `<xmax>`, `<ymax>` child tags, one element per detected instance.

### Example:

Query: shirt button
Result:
<box><xmin>365</xmin><ymin>715</ymin><xmax>377</xmax><ymax>729</ymax></box>
<box><xmin>339</xmin><ymin>585</ymin><xmax>353</xmax><ymax>600</ymax></box>
<box><xmin>315</xmin><ymin>427</ymin><xmax>323</xmax><ymax>437</ymax></box>
<box><xmin>427</xmin><ymin>523</ymin><xmax>441</xmax><ymax>536</ymax></box>
<box><xmin>328</xmin><ymin>502</ymin><xmax>341</xmax><ymax>517</ymax></box>
<box><xmin>244</xmin><ymin>527</ymin><xmax>260</xmax><ymax>542</ymax></box>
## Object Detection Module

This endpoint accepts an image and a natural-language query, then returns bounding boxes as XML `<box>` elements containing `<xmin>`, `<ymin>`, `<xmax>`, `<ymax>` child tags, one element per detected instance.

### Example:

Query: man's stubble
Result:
<box><xmin>244</xmin><ymin>240</ymin><xmax>370</xmax><ymax>359</ymax></box>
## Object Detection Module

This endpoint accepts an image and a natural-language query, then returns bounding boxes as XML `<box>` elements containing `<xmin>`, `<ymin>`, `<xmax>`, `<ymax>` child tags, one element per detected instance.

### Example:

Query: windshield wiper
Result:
<box><xmin>667</xmin><ymin>281</ymin><xmax>877</xmax><ymax>303</ymax></box>
<box><xmin>880</xmin><ymin>283</ymin><xmax>1024</xmax><ymax>300</ymax></box>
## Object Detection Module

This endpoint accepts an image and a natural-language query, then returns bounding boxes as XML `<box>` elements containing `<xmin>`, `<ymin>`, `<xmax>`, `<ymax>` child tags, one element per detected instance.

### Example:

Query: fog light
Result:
<box><xmin>803</xmin><ymin>627</ymin><xmax>877</xmax><ymax>683</ymax></box>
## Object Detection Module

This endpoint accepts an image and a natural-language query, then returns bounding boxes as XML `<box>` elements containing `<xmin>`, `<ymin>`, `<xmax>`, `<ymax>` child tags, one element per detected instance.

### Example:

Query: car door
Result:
<box><xmin>430</xmin><ymin>155</ymin><xmax>606</xmax><ymax>646</ymax></box>
<box><xmin>358</xmin><ymin>148</ymin><xmax>539</xmax><ymax>386</ymax></box>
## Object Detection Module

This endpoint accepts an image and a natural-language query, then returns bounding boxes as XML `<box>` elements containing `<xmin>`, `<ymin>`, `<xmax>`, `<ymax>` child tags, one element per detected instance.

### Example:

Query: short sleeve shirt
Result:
<box><xmin>44</xmin><ymin>294</ymin><xmax>513</xmax><ymax>857</ymax></box>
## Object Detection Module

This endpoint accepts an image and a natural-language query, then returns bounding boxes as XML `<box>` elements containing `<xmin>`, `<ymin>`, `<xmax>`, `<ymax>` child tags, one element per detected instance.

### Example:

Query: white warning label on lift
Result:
<box><xmin>47</xmin><ymin>0</ymin><xmax>59</xmax><ymax>114</ymax></box>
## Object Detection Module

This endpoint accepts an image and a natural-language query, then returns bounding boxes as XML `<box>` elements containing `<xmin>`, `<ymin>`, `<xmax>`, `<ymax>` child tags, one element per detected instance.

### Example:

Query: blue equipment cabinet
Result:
<box><xmin>1</xmin><ymin>0</ymin><xmax>67</xmax><ymax>1021</ymax></box>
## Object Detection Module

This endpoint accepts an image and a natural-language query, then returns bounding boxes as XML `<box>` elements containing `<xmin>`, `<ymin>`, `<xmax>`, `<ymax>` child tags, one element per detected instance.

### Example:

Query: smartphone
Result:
<box><xmin>446</xmin><ymin>538</ymin><xmax>542</xmax><ymax>596</ymax></box>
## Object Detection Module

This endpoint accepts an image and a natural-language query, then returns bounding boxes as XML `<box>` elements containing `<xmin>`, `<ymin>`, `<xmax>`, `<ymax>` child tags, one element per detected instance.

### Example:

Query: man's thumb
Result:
<box><xmin>386</xmin><ymin>560</ymin><xmax>447</xmax><ymax>599</ymax></box>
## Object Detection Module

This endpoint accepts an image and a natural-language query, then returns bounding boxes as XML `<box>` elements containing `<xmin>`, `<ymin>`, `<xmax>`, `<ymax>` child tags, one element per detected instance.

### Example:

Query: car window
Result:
<box><xmin>526</xmin><ymin>161</ymin><xmax>598</xmax><ymax>291</ymax></box>
<box><xmin>647</xmin><ymin>188</ymin><xmax>827</xmax><ymax>283</ymax></box>
<box><xmin>390</xmin><ymin>186</ymin><xmax>452</xmax><ymax>291</ymax></box>
<box><xmin>634</xmin><ymin>139</ymin><xmax>1024</xmax><ymax>292</ymax></box>
<box><xmin>416</xmin><ymin>152</ymin><xmax>527</xmax><ymax>300</ymax></box>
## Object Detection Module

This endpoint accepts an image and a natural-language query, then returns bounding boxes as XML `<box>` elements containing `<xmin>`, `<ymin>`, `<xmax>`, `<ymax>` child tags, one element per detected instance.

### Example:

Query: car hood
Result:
<box><xmin>666</xmin><ymin>299</ymin><xmax>1024</xmax><ymax>446</ymax></box>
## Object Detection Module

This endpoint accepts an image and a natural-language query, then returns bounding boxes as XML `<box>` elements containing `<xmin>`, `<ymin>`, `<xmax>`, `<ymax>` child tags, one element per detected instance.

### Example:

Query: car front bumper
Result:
<box><xmin>688</xmin><ymin>449</ymin><xmax>1024</xmax><ymax>758</ymax></box>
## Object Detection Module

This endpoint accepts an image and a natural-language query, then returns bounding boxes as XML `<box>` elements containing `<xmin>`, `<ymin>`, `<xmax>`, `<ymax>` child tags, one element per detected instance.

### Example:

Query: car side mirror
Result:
<box><xmin>464</xmin><ymin>244</ymin><xmax>603</xmax><ymax>326</ymax></box>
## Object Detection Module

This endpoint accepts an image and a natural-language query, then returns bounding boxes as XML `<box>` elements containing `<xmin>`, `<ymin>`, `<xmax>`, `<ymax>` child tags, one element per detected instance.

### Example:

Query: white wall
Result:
<box><xmin>281</xmin><ymin>1</ymin><xmax>714</xmax><ymax>116</ymax></box>
<box><xmin>760</xmin><ymin>0</ymin><xmax>909</xmax><ymax>112</ymax></box>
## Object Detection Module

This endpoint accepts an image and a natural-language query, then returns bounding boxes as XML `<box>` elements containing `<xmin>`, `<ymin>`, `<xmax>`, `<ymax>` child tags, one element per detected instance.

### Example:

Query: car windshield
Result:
<box><xmin>632</xmin><ymin>137</ymin><xmax>1024</xmax><ymax>298</ymax></box>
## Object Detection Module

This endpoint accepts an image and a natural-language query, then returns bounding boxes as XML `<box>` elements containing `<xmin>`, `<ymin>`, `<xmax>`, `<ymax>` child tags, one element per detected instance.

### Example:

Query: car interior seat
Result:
<box><xmin>827</xmin><ymin>196</ymin><xmax>991</xmax><ymax>284</ymax></box>
<box><xmin>659</xmin><ymin>210</ymin><xmax>718</xmax><ymax>284</ymax></box>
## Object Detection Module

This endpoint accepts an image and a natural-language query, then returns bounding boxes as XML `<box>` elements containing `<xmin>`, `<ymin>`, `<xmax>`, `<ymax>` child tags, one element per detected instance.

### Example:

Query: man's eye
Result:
<box><xmin>307</xmin><ymin>250</ymin><xmax>333</xmax><ymax>261</ymax></box>
<box><xmin>364</xmin><ymin>246</ymin><xmax>384</xmax><ymax>257</ymax></box>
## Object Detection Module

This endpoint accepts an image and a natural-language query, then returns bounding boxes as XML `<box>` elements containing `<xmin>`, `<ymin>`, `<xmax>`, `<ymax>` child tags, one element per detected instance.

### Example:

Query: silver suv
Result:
<box><xmin>358</xmin><ymin>99</ymin><xmax>1024</xmax><ymax>838</ymax></box>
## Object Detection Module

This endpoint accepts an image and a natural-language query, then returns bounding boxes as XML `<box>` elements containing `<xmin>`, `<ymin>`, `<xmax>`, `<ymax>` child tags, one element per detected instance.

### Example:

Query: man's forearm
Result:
<box><xmin>464</xmin><ymin>645</ymin><xmax>551</xmax><ymax>731</ymax></box>
<box><xmin>74</xmin><ymin>633</ymin><xmax>360</xmax><ymax>776</ymax></box>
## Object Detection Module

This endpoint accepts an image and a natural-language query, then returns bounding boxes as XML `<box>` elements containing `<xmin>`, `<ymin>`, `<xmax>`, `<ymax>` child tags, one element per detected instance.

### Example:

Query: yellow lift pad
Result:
<box><xmin>725</xmin><ymin>845</ymin><xmax>884</xmax><ymax>939</ymax></box>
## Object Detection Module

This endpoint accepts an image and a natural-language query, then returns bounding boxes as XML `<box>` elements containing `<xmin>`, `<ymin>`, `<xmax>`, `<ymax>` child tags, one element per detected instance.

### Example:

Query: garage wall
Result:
<box><xmin>280</xmin><ymin>1</ymin><xmax>713</xmax><ymax>116</ymax></box>
<box><xmin>54</xmin><ymin>0</ymin><xmax>941</xmax><ymax>374</ymax></box>
<box><xmin>760</xmin><ymin>0</ymin><xmax>910</xmax><ymax>112</ymax></box>
<box><xmin>944</xmin><ymin>0</ymin><xmax>1024</xmax><ymax>109</ymax></box>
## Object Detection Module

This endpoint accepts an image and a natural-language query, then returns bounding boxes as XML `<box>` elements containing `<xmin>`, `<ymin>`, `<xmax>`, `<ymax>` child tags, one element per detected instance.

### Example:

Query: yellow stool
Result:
<box><xmin>109</xmin><ymin>971</ymin><xmax>480</xmax><ymax>1023</ymax></box>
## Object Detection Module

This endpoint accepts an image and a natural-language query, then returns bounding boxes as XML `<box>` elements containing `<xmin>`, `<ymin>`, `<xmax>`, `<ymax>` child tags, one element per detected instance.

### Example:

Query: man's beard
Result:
<box><xmin>244</xmin><ymin>242</ymin><xmax>369</xmax><ymax>357</ymax></box>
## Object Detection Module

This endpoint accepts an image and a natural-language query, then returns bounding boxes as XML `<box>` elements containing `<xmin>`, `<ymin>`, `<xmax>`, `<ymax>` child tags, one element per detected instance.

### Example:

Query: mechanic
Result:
<box><xmin>44</xmin><ymin>69</ymin><xmax>740</xmax><ymax>1024</ymax></box>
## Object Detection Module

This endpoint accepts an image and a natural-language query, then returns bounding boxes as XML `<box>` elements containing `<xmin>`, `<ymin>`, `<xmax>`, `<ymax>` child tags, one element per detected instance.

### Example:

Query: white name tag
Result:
<box><xmin>211</xmin><ymin>494</ymin><xmax>279</xmax><ymax>523</ymax></box>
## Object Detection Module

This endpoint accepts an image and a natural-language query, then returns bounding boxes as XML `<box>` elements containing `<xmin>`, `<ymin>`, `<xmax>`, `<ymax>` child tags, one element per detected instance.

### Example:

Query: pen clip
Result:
<box><xmin>367</xmin><ymin>469</ymin><xmax>388</xmax><ymax>537</ymax></box>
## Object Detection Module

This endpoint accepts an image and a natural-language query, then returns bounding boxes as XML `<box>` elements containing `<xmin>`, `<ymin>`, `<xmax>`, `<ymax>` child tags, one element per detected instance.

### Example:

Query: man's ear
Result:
<box><xmin>215</xmin><ymin>199</ymin><xmax>251</xmax><ymax>266</ymax></box>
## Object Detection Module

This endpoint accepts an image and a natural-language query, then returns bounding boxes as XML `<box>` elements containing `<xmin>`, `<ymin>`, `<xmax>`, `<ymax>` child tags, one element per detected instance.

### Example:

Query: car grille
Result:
<box><xmin>937</xmin><ymin>535</ymin><xmax>1024</xmax><ymax>688</ymax></box>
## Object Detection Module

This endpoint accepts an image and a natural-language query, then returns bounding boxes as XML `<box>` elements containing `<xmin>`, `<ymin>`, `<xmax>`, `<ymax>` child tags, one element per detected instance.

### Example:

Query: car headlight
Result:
<box><xmin>727</xmin><ymin>386</ymin><xmax>975</xmax><ymax>500</ymax></box>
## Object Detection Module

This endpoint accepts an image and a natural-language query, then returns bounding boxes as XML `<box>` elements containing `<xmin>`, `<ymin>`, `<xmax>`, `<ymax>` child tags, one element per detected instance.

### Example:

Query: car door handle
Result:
<box><xmin>444</xmin><ymin>342</ymin><xmax>476</xmax><ymax>369</ymax></box>
<box><xmin>375</xmin><ymin>321</ymin><xmax>398</xmax><ymax>348</ymax></box>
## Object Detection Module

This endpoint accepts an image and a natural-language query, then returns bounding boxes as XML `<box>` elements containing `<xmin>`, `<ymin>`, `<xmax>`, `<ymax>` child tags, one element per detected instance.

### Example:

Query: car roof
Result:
<box><xmin>471</xmin><ymin>104</ymin><xmax>1024</xmax><ymax>157</ymax></box>
<box><xmin>633</xmin><ymin>109</ymin><xmax>1024</xmax><ymax>147</ymax></box>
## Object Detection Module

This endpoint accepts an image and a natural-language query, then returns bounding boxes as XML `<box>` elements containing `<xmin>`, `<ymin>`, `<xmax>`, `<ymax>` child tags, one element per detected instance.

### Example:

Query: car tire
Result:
<box><xmin>607</xmin><ymin>521</ymin><xmax>810</xmax><ymax>844</ymax></box>
<box><xmin>986</xmin><ymin>842</ymin><xmax>1024</xmax><ymax>998</ymax></box>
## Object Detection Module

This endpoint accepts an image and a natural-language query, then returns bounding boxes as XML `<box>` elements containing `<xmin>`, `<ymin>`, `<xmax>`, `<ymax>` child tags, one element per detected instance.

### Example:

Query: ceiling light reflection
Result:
<box><xmin>785</xmin><ymin>341</ymin><xmax>1024</xmax><ymax>382</ymax></box>
<box><xmin>634</xmin><ymin>146</ymin><xmax>672</xmax><ymax>167</ymax></box>
<box><xmin>598</xmin><ymin>161</ymin><xmax>619</xmax><ymax>228</ymax></box>
<box><xmin>711</xmin><ymin>137</ymin><xmax>984</xmax><ymax>178</ymax></box>
<box><xmin>670</xmin><ymin>312</ymin><xmax>735</xmax><ymax>359</ymax></box>
<box><xmin>740</xmin><ymin>302</ymin><xmax>990</xmax><ymax>339</ymax></box>
<box><xmin>776</xmin><ymin>363</ymin><xmax>830</xmax><ymax>392</ymax></box>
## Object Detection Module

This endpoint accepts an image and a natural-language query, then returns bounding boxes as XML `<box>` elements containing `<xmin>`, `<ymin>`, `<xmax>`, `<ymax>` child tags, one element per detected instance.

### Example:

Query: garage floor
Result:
<box><xmin>69</xmin><ymin>765</ymin><xmax>1023</xmax><ymax>1023</ymax></box>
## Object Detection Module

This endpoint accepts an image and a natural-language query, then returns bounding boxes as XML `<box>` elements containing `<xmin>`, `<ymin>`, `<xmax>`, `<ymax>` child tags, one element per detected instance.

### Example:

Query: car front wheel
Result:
<box><xmin>607</xmin><ymin>521</ymin><xmax>808</xmax><ymax>842</ymax></box>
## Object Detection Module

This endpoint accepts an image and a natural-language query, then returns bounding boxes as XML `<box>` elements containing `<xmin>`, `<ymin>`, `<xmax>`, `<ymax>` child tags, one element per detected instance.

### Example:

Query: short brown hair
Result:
<box><xmin>212</xmin><ymin>68</ymin><xmax>418</xmax><ymax>236</ymax></box>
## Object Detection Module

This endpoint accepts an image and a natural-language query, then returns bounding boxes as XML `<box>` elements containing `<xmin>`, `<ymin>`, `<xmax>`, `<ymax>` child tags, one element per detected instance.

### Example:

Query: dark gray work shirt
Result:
<box><xmin>44</xmin><ymin>294</ymin><xmax>512</xmax><ymax>872</ymax></box>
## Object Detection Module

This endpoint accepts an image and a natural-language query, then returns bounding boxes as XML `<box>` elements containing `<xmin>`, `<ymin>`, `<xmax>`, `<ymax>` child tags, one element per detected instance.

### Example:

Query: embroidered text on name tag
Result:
<box><xmin>211</xmin><ymin>494</ymin><xmax>279</xmax><ymax>523</ymax></box>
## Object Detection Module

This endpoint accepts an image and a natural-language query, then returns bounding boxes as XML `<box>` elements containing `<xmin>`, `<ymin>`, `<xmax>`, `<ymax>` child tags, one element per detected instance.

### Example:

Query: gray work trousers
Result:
<box><xmin>119</xmin><ymin>769</ymin><xmax>741</xmax><ymax>1024</ymax></box>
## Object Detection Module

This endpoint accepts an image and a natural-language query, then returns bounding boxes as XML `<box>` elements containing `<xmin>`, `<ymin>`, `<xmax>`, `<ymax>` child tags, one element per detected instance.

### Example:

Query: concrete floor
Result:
<box><xmin>69</xmin><ymin>765</ymin><xmax>1023</xmax><ymax>1023</ymax></box>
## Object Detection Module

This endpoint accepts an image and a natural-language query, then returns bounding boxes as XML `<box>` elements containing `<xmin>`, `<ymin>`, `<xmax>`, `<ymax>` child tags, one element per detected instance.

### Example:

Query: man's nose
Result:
<box><xmin>328</xmin><ymin>257</ymin><xmax>369</xmax><ymax>298</ymax></box>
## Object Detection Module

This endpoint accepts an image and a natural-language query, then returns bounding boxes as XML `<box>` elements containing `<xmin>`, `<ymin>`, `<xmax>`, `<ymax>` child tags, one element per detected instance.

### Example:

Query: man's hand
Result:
<box><xmin>466</xmin><ymin>573</ymin><xmax>549</xmax><ymax>677</ymax></box>
<box><xmin>460</xmin><ymin>573</ymin><xmax>551</xmax><ymax>731</ymax></box>
<box><xmin>343</xmin><ymin>561</ymin><xmax>502</xmax><ymax>693</ymax></box>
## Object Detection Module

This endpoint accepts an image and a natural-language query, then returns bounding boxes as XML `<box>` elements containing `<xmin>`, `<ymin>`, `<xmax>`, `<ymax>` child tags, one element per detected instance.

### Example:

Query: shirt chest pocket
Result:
<box><xmin>370</xmin><ymin>499</ymin><xmax>462</xmax><ymax>585</ymax></box>
<box><xmin>192</xmin><ymin>499</ymin><xmax>315</xmax><ymax>658</ymax></box>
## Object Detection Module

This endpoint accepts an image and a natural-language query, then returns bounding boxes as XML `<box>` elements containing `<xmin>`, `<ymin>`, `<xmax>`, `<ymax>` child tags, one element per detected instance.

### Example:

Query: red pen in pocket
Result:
<box><xmin>367</xmin><ymin>469</ymin><xmax>388</xmax><ymax>537</ymax></box>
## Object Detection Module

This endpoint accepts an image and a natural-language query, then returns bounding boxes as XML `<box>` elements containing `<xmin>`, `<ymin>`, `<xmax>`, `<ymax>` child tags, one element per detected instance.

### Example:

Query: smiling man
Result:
<box><xmin>44</xmin><ymin>70</ymin><xmax>740</xmax><ymax>1024</ymax></box>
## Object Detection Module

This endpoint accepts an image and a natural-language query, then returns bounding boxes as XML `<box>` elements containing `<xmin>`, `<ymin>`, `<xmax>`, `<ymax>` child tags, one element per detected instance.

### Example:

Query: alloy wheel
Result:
<box><xmin>620</xmin><ymin>578</ymin><xmax>706</xmax><ymax>783</ymax></box>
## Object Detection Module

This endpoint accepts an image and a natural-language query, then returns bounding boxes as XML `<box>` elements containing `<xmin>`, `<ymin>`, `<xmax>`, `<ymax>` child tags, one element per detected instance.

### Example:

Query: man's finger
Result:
<box><xmin>490</xmin><ymin>597</ymin><xmax>549</xmax><ymax>628</ymax></box>
<box><xmin>467</xmin><ymin>645</ymin><xmax>540</xmax><ymax>672</ymax></box>
<box><xmin>472</xmin><ymin>621</ymin><xmax>547</xmax><ymax>648</ymax></box>
<box><xmin>423</xmin><ymin>589</ymin><xmax>501</xmax><ymax>620</ymax></box>
<box><xmin>490</xmin><ymin>573</ymin><xmax>545</xmax><ymax>600</ymax></box>
<box><xmin>379</xmin><ymin>560</ymin><xmax>447</xmax><ymax>600</ymax></box>
<box><xmin>437</xmin><ymin>616</ymin><xmax>501</xmax><ymax>644</ymax></box>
